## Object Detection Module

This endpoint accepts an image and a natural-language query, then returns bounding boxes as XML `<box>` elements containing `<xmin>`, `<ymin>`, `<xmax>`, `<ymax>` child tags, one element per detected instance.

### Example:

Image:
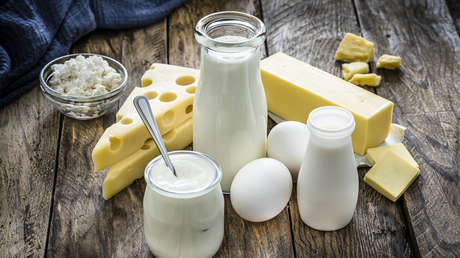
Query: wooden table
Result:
<box><xmin>1</xmin><ymin>0</ymin><xmax>459</xmax><ymax>257</ymax></box>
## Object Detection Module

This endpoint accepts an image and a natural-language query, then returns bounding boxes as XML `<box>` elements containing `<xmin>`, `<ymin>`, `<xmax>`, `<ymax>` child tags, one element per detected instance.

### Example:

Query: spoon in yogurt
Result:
<box><xmin>134</xmin><ymin>96</ymin><xmax>177</xmax><ymax>176</ymax></box>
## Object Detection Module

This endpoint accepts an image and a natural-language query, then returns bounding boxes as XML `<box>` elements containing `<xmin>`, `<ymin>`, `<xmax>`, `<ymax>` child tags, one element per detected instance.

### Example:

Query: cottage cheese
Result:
<box><xmin>49</xmin><ymin>55</ymin><xmax>122</xmax><ymax>97</ymax></box>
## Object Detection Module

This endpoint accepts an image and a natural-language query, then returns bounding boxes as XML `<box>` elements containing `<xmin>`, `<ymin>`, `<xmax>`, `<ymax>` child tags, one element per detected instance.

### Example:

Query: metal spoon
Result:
<box><xmin>133</xmin><ymin>96</ymin><xmax>177</xmax><ymax>176</ymax></box>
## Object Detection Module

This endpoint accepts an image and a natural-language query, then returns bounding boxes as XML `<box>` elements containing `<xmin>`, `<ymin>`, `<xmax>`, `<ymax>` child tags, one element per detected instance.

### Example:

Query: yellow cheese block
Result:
<box><xmin>335</xmin><ymin>33</ymin><xmax>375</xmax><ymax>62</ymax></box>
<box><xmin>366</xmin><ymin>143</ymin><xmax>418</xmax><ymax>169</ymax></box>
<box><xmin>364</xmin><ymin>150</ymin><xmax>419</xmax><ymax>202</ymax></box>
<box><xmin>141</xmin><ymin>63</ymin><xmax>199</xmax><ymax>87</ymax></box>
<box><xmin>349</xmin><ymin>73</ymin><xmax>381</xmax><ymax>87</ymax></box>
<box><xmin>342</xmin><ymin>62</ymin><xmax>369</xmax><ymax>80</ymax></box>
<box><xmin>103</xmin><ymin>118</ymin><xmax>193</xmax><ymax>200</ymax></box>
<box><xmin>376</xmin><ymin>54</ymin><xmax>401</xmax><ymax>70</ymax></box>
<box><xmin>261</xmin><ymin>52</ymin><xmax>393</xmax><ymax>155</ymax></box>
<box><xmin>92</xmin><ymin>81</ymin><xmax>196</xmax><ymax>172</ymax></box>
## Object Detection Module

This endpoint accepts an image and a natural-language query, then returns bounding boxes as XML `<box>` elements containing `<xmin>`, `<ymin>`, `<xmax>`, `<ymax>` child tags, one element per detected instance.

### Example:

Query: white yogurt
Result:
<box><xmin>193</xmin><ymin>35</ymin><xmax>267</xmax><ymax>192</ymax></box>
<box><xmin>143</xmin><ymin>151</ymin><xmax>224</xmax><ymax>258</ymax></box>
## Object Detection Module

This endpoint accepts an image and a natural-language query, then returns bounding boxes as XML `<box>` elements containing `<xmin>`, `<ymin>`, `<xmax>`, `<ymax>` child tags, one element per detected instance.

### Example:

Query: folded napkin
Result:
<box><xmin>0</xmin><ymin>0</ymin><xmax>185</xmax><ymax>108</ymax></box>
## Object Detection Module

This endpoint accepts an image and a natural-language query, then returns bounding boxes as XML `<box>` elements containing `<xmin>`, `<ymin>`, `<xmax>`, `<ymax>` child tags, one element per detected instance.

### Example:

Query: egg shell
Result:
<box><xmin>267</xmin><ymin>121</ymin><xmax>309</xmax><ymax>179</ymax></box>
<box><xmin>230</xmin><ymin>158</ymin><xmax>292</xmax><ymax>222</ymax></box>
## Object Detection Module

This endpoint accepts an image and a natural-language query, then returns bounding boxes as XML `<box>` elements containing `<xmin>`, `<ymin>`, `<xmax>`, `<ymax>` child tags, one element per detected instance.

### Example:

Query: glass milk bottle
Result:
<box><xmin>297</xmin><ymin>106</ymin><xmax>359</xmax><ymax>231</ymax></box>
<box><xmin>143</xmin><ymin>151</ymin><xmax>224</xmax><ymax>258</ymax></box>
<box><xmin>193</xmin><ymin>11</ymin><xmax>267</xmax><ymax>192</ymax></box>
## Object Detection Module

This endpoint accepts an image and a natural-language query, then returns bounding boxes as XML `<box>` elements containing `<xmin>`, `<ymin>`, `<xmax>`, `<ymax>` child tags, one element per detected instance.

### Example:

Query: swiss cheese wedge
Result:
<box><xmin>141</xmin><ymin>63</ymin><xmax>199</xmax><ymax>87</ymax></box>
<box><xmin>92</xmin><ymin>65</ymin><xmax>199</xmax><ymax>171</ymax></box>
<box><xmin>103</xmin><ymin>118</ymin><xmax>193</xmax><ymax>200</ymax></box>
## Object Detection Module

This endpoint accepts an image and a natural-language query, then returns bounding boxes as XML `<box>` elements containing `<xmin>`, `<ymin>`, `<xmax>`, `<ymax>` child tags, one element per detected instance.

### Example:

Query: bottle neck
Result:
<box><xmin>306</xmin><ymin>106</ymin><xmax>355</xmax><ymax>142</ymax></box>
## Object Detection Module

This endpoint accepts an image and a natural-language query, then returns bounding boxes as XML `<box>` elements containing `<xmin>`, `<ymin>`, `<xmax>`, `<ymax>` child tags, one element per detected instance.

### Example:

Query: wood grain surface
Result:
<box><xmin>261</xmin><ymin>0</ymin><xmax>413</xmax><ymax>257</ymax></box>
<box><xmin>354</xmin><ymin>0</ymin><xmax>460</xmax><ymax>256</ymax></box>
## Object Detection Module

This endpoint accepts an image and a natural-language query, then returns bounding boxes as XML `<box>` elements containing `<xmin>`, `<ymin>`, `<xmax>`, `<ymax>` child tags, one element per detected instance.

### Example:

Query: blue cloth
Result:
<box><xmin>0</xmin><ymin>0</ymin><xmax>185</xmax><ymax>108</ymax></box>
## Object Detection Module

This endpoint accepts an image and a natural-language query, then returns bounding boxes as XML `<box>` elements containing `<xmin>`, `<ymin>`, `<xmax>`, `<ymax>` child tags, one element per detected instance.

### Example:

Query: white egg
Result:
<box><xmin>267</xmin><ymin>121</ymin><xmax>309</xmax><ymax>179</ymax></box>
<box><xmin>230</xmin><ymin>158</ymin><xmax>292</xmax><ymax>222</ymax></box>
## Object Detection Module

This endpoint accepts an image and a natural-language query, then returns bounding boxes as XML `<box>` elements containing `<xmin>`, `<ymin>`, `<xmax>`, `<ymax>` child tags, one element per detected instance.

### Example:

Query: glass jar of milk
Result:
<box><xmin>297</xmin><ymin>106</ymin><xmax>359</xmax><ymax>231</ymax></box>
<box><xmin>194</xmin><ymin>11</ymin><xmax>268</xmax><ymax>192</ymax></box>
<box><xmin>143</xmin><ymin>151</ymin><xmax>224</xmax><ymax>258</ymax></box>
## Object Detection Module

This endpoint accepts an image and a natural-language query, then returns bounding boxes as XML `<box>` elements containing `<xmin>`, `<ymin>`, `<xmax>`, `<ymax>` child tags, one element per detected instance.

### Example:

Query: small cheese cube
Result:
<box><xmin>261</xmin><ymin>52</ymin><xmax>393</xmax><ymax>155</ymax></box>
<box><xmin>335</xmin><ymin>33</ymin><xmax>375</xmax><ymax>62</ymax></box>
<box><xmin>364</xmin><ymin>150</ymin><xmax>419</xmax><ymax>202</ymax></box>
<box><xmin>342</xmin><ymin>62</ymin><xmax>369</xmax><ymax>80</ymax></box>
<box><xmin>102</xmin><ymin>118</ymin><xmax>193</xmax><ymax>200</ymax></box>
<box><xmin>366</xmin><ymin>143</ymin><xmax>418</xmax><ymax>170</ymax></box>
<box><xmin>349</xmin><ymin>73</ymin><xmax>381</xmax><ymax>87</ymax></box>
<box><xmin>376</xmin><ymin>55</ymin><xmax>401</xmax><ymax>69</ymax></box>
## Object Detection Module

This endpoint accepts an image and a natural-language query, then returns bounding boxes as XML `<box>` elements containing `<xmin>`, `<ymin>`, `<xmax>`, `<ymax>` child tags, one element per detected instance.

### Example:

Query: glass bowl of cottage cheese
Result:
<box><xmin>40</xmin><ymin>53</ymin><xmax>128</xmax><ymax>120</ymax></box>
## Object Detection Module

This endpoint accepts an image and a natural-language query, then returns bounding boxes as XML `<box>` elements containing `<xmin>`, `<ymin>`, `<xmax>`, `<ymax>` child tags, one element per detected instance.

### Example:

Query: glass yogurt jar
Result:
<box><xmin>143</xmin><ymin>151</ymin><xmax>224</xmax><ymax>258</ymax></box>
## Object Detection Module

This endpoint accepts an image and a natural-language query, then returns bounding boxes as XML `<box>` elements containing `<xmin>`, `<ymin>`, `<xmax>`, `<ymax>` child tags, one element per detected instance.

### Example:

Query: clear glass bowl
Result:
<box><xmin>39</xmin><ymin>53</ymin><xmax>128</xmax><ymax>120</ymax></box>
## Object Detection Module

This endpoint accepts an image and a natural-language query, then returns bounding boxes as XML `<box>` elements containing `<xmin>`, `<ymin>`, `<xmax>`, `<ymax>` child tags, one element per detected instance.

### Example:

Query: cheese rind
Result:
<box><xmin>342</xmin><ymin>62</ymin><xmax>369</xmax><ymax>80</ymax></box>
<box><xmin>102</xmin><ymin>118</ymin><xmax>193</xmax><ymax>200</ymax></box>
<box><xmin>92</xmin><ymin>83</ymin><xmax>194</xmax><ymax>171</ymax></box>
<box><xmin>141</xmin><ymin>63</ymin><xmax>199</xmax><ymax>87</ymax></box>
<box><xmin>261</xmin><ymin>52</ymin><xmax>393</xmax><ymax>155</ymax></box>
<box><xmin>366</xmin><ymin>143</ymin><xmax>418</xmax><ymax>170</ymax></box>
<box><xmin>349</xmin><ymin>73</ymin><xmax>382</xmax><ymax>87</ymax></box>
<box><xmin>335</xmin><ymin>33</ymin><xmax>375</xmax><ymax>62</ymax></box>
<box><xmin>364</xmin><ymin>150</ymin><xmax>419</xmax><ymax>202</ymax></box>
<box><xmin>376</xmin><ymin>54</ymin><xmax>401</xmax><ymax>69</ymax></box>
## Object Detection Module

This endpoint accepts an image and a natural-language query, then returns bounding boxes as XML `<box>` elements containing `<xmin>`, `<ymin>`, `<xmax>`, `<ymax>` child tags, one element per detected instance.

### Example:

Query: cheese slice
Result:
<box><xmin>335</xmin><ymin>33</ymin><xmax>375</xmax><ymax>62</ymax></box>
<box><xmin>141</xmin><ymin>63</ymin><xmax>199</xmax><ymax>87</ymax></box>
<box><xmin>366</xmin><ymin>143</ymin><xmax>418</xmax><ymax>169</ymax></box>
<box><xmin>349</xmin><ymin>73</ymin><xmax>381</xmax><ymax>87</ymax></box>
<box><xmin>364</xmin><ymin>150</ymin><xmax>419</xmax><ymax>202</ymax></box>
<box><xmin>261</xmin><ymin>52</ymin><xmax>393</xmax><ymax>155</ymax></box>
<box><xmin>92</xmin><ymin>81</ymin><xmax>196</xmax><ymax>172</ymax></box>
<box><xmin>102</xmin><ymin>118</ymin><xmax>193</xmax><ymax>200</ymax></box>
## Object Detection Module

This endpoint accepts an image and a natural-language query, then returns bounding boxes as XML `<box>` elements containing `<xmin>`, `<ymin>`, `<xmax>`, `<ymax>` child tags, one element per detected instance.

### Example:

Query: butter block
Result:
<box><xmin>93</xmin><ymin>74</ymin><xmax>197</xmax><ymax>172</ymax></box>
<box><xmin>261</xmin><ymin>52</ymin><xmax>393</xmax><ymax>155</ymax></box>
<box><xmin>342</xmin><ymin>62</ymin><xmax>369</xmax><ymax>80</ymax></box>
<box><xmin>376</xmin><ymin>54</ymin><xmax>401</xmax><ymax>70</ymax></box>
<box><xmin>349</xmin><ymin>73</ymin><xmax>382</xmax><ymax>87</ymax></box>
<box><xmin>335</xmin><ymin>33</ymin><xmax>375</xmax><ymax>62</ymax></box>
<box><xmin>366</xmin><ymin>143</ymin><xmax>418</xmax><ymax>170</ymax></box>
<box><xmin>364</xmin><ymin>150</ymin><xmax>419</xmax><ymax>202</ymax></box>
<box><xmin>103</xmin><ymin>118</ymin><xmax>193</xmax><ymax>200</ymax></box>
<box><xmin>141</xmin><ymin>63</ymin><xmax>199</xmax><ymax>87</ymax></box>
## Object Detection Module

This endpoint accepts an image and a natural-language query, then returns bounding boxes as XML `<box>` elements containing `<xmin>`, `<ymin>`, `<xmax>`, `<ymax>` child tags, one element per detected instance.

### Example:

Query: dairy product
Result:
<box><xmin>143</xmin><ymin>151</ymin><xmax>224</xmax><ymax>258</ymax></box>
<box><xmin>335</xmin><ymin>33</ymin><xmax>375</xmax><ymax>62</ymax></box>
<box><xmin>364</xmin><ymin>150</ymin><xmax>419</xmax><ymax>202</ymax></box>
<box><xmin>366</xmin><ymin>143</ymin><xmax>418</xmax><ymax>169</ymax></box>
<box><xmin>297</xmin><ymin>107</ymin><xmax>358</xmax><ymax>231</ymax></box>
<box><xmin>261</xmin><ymin>52</ymin><xmax>393</xmax><ymax>155</ymax></box>
<box><xmin>194</xmin><ymin>35</ymin><xmax>267</xmax><ymax>192</ymax></box>
<box><xmin>92</xmin><ymin>81</ymin><xmax>195</xmax><ymax>171</ymax></box>
<box><xmin>376</xmin><ymin>54</ymin><xmax>401</xmax><ymax>69</ymax></box>
<box><xmin>49</xmin><ymin>55</ymin><xmax>122</xmax><ymax>97</ymax></box>
<box><xmin>349</xmin><ymin>73</ymin><xmax>382</xmax><ymax>87</ymax></box>
<box><xmin>102</xmin><ymin>118</ymin><xmax>193</xmax><ymax>200</ymax></box>
<box><xmin>342</xmin><ymin>62</ymin><xmax>369</xmax><ymax>80</ymax></box>
<box><xmin>141</xmin><ymin>63</ymin><xmax>199</xmax><ymax>87</ymax></box>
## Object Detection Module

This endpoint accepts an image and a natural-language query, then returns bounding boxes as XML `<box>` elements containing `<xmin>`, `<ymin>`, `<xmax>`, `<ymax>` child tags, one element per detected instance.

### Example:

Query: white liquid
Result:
<box><xmin>193</xmin><ymin>36</ymin><xmax>267</xmax><ymax>192</ymax></box>
<box><xmin>143</xmin><ymin>154</ymin><xmax>224</xmax><ymax>258</ymax></box>
<box><xmin>297</xmin><ymin>109</ymin><xmax>358</xmax><ymax>231</ymax></box>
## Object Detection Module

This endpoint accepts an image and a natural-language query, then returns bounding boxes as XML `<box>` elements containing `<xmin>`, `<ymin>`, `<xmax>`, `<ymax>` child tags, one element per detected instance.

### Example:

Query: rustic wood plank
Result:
<box><xmin>0</xmin><ymin>85</ymin><xmax>60</xmax><ymax>257</ymax></box>
<box><xmin>261</xmin><ymin>0</ymin><xmax>413</xmax><ymax>257</ymax></box>
<box><xmin>168</xmin><ymin>1</ymin><xmax>294</xmax><ymax>257</ymax></box>
<box><xmin>353</xmin><ymin>0</ymin><xmax>460</xmax><ymax>256</ymax></box>
<box><xmin>46</xmin><ymin>22</ymin><xmax>167</xmax><ymax>257</ymax></box>
<box><xmin>446</xmin><ymin>0</ymin><xmax>460</xmax><ymax>34</ymax></box>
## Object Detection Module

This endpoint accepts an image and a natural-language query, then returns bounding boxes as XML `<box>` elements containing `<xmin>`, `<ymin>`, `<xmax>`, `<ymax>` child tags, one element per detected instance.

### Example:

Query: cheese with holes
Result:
<box><xmin>349</xmin><ymin>73</ymin><xmax>381</xmax><ymax>87</ymax></box>
<box><xmin>335</xmin><ymin>33</ymin><xmax>375</xmax><ymax>62</ymax></box>
<box><xmin>92</xmin><ymin>66</ymin><xmax>199</xmax><ymax>172</ymax></box>
<box><xmin>364</xmin><ymin>150</ymin><xmax>419</xmax><ymax>202</ymax></box>
<box><xmin>366</xmin><ymin>143</ymin><xmax>418</xmax><ymax>169</ymax></box>
<box><xmin>102</xmin><ymin>118</ymin><xmax>193</xmax><ymax>200</ymax></box>
<box><xmin>141</xmin><ymin>63</ymin><xmax>199</xmax><ymax>87</ymax></box>
<box><xmin>376</xmin><ymin>54</ymin><xmax>401</xmax><ymax>70</ymax></box>
<box><xmin>260</xmin><ymin>52</ymin><xmax>393</xmax><ymax>155</ymax></box>
<box><xmin>342</xmin><ymin>62</ymin><xmax>369</xmax><ymax>80</ymax></box>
